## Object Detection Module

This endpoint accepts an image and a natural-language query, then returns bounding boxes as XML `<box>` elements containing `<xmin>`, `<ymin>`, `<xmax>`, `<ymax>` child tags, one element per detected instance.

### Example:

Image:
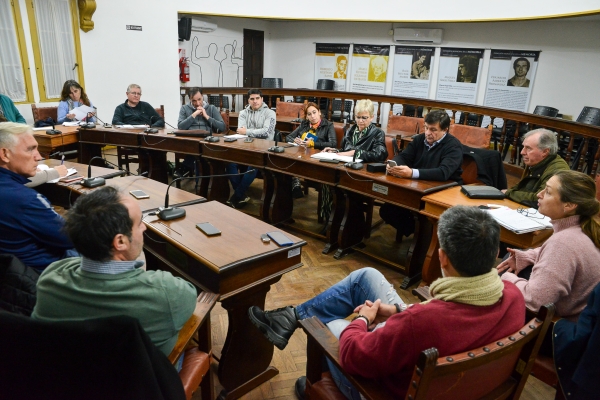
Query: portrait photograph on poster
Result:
<box><xmin>391</xmin><ymin>46</ymin><xmax>435</xmax><ymax>114</ymax></box>
<box><xmin>435</xmin><ymin>47</ymin><xmax>484</xmax><ymax>104</ymax></box>
<box><xmin>483</xmin><ymin>49</ymin><xmax>540</xmax><ymax>112</ymax></box>
<box><xmin>350</xmin><ymin>44</ymin><xmax>390</xmax><ymax>95</ymax></box>
<box><xmin>314</xmin><ymin>43</ymin><xmax>351</xmax><ymax>91</ymax></box>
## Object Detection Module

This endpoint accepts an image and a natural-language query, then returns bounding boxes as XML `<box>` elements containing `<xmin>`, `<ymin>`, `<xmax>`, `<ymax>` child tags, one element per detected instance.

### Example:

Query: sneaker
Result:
<box><xmin>248</xmin><ymin>305</ymin><xmax>298</xmax><ymax>350</ymax></box>
<box><xmin>238</xmin><ymin>196</ymin><xmax>251</xmax><ymax>205</ymax></box>
<box><xmin>294</xmin><ymin>376</ymin><xmax>306</xmax><ymax>400</ymax></box>
<box><xmin>292</xmin><ymin>186</ymin><xmax>304</xmax><ymax>199</ymax></box>
<box><xmin>227</xmin><ymin>195</ymin><xmax>248</xmax><ymax>209</ymax></box>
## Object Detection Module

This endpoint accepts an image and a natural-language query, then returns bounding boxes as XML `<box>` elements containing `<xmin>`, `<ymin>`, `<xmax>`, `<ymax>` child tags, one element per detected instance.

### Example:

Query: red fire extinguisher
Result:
<box><xmin>179</xmin><ymin>57</ymin><xmax>190</xmax><ymax>82</ymax></box>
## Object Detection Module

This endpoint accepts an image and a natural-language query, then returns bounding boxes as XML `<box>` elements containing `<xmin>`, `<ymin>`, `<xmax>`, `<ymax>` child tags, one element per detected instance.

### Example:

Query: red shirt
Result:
<box><xmin>339</xmin><ymin>282</ymin><xmax>525</xmax><ymax>398</ymax></box>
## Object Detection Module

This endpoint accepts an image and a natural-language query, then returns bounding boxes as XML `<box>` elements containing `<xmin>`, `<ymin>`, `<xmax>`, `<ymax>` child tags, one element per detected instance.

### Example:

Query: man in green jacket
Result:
<box><xmin>0</xmin><ymin>94</ymin><xmax>26</xmax><ymax>123</ymax></box>
<box><xmin>502</xmin><ymin>128</ymin><xmax>569</xmax><ymax>208</ymax></box>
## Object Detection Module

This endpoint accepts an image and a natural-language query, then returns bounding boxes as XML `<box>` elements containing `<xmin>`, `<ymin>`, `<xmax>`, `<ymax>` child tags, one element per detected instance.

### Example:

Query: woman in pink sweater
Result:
<box><xmin>499</xmin><ymin>170</ymin><xmax>600</xmax><ymax>321</ymax></box>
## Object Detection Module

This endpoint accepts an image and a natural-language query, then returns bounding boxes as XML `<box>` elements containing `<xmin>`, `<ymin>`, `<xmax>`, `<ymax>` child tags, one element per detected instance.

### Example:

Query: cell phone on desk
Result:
<box><xmin>196</xmin><ymin>222</ymin><xmax>221</xmax><ymax>236</ymax></box>
<box><xmin>267</xmin><ymin>231</ymin><xmax>293</xmax><ymax>246</ymax></box>
<box><xmin>130</xmin><ymin>190</ymin><xmax>149</xmax><ymax>199</ymax></box>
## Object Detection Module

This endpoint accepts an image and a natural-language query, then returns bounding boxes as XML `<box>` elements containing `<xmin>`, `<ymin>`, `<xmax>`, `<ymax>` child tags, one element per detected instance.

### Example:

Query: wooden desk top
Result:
<box><xmin>33</xmin><ymin>126</ymin><xmax>80</xmax><ymax>155</ymax></box>
<box><xmin>265</xmin><ymin>146</ymin><xmax>341</xmax><ymax>185</ymax></box>
<box><xmin>338</xmin><ymin>167</ymin><xmax>457</xmax><ymax>212</ymax></box>
<box><xmin>421</xmin><ymin>185</ymin><xmax>552</xmax><ymax>248</ymax></box>
<box><xmin>201</xmin><ymin>136</ymin><xmax>280</xmax><ymax>167</ymax></box>
<box><xmin>143</xmin><ymin>201</ymin><xmax>306</xmax><ymax>296</ymax></box>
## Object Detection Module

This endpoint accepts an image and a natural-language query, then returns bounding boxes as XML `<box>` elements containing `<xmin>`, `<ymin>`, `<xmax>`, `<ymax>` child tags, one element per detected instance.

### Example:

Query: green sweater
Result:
<box><xmin>505</xmin><ymin>154</ymin><xmax>570</xmax><ymax>208</ymax></box>
<box><xmin>0</xmin><ymin>94</ymin><xmax>26</xmax><ymax>123</ymax></box>
<box><xmin>32</xmin><ymin>257</ymin><xmax>197</xmax><ymax>355</ymax></box>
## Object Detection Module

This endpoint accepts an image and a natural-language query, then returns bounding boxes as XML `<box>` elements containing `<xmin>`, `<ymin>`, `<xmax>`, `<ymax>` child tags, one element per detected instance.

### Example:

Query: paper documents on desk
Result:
<box><xmin>310</xmin><ymin>152</ymin><xmax>362</xmax><ymax>163</ymax></box>
<box><xmin>62</xmin><ymin>121</ymin><xmax>80</xmax><ymax>126</ymax></box>
<box><xmin>48</xmin><ymin>168</ymin><xmax>78</xmax><ymax>183</ymax></box>
<box><xmin>70</xmin><ymin>105</ymin><xmax>95</xmax><ymax>121</ymax></box>
<box><xmin>485</xmin><ymin>207</ymin><xmax>552</xmax><ymax>234</ymax></box>
<box><xmin>224</xmin><ymin>134</ymin><xmax>247</xmax><ymax>139</ymax></box>
<box><xmin>117</xmin><ymin>124</ymin><xmax>147</xmax><ymax>129</ymax></box>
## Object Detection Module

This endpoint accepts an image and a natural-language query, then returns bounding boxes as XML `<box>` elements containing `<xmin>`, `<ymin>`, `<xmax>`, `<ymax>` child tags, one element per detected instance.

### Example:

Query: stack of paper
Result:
<box><xmin>486</xmin><ymin>207</ymin><xmax>552</xmax><ymax>234</ymax></box>
<box><xmin>310</xmin><ymin>152</ymin><xmax>362</xmax><ymax>163</ymax></box>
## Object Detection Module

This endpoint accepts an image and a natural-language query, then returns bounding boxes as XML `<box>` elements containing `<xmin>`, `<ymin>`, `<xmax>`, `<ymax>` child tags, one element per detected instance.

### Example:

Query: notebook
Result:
<box><xmin>486</xmin><ymin>208</ymin><xmax>552</xmax><ymax>234</ymax></box>
<box><xmin>460</xmin><ymin>185</ymin><xmax>505</xmax><ymax>199</ymax></box>
<box><xmin>172</xmin><ymin>129</ymin><xmax>210</xmax><ymax>138</ymax></box>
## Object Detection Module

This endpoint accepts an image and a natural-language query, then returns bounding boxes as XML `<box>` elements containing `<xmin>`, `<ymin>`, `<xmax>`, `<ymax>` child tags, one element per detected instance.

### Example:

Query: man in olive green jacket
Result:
<box><xmin>502</xmin><ymin>128</ymin><xmax>569</xmax><ymax>208</ymax></box>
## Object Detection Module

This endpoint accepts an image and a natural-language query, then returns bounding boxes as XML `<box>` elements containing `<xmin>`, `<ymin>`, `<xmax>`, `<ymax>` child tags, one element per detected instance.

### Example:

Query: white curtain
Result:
<box><xmin>33</xmin><ymin>0</ymin><xmax>78</xmax><ymax>99</ymax></box>
<box><xmin>0</xmin><ymin>0</ymin><xmax>27</xmax><ymax>102</ymax></box>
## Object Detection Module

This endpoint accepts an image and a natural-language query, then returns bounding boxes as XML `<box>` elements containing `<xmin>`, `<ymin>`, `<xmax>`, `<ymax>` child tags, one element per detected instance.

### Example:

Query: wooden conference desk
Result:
<box><xmin>419</xmin><ymin>186</ymin><xmax>553</xmax><ymax>285</ymax></box>
<box><xmin>37</xmin><ymin>160</ymin><xmax>307</xmax><ymax>399</ymax></box>
<box><xmin>33</xmin><ymin>125</ymin><xmax>80</xmax><ymax>157</ymax></box>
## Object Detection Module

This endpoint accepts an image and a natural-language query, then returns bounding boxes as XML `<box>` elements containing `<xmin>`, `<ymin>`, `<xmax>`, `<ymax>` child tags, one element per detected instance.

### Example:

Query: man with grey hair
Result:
<box><xmin>502</xmin><ymin>128</ymin><xmax>569</xmax><ymax>208</ymax></box>
<box><xmin>0</xmin><ymin>122</ymin><xmax>74</xmax><ymax>272</ymax></box>
<box><xmin>248</xmin><ymin>206</ymin><xmax>525</xmax><ymax>399</ymax></box>
<box><xmin>112</xmin><ymin>84</ymin><xmax>165</xmax><ymax>127</ymax></box>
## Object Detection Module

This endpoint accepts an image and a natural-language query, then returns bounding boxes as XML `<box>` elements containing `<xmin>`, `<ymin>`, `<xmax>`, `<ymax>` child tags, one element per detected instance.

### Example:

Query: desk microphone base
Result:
<box><xmin>344</xmin><ymin>162</ymin><xmax>364</xmax><ymax>170</ymax></box>
<box><xmin>268</xmin><ymin>146</ymin><xmax>285</xmax><ymax>153</ymax></box>
<box><xmin>205</xmin><ymin>136</ymin><xmax>220</xmax><ymax>143</ymax></box>
<box><xmin>158</xmin><ymin>207</ymin><xmax>186</xmax><ymax>221</ymax></box>
<box><xmin>81</xmin><ymin>177</ymin><xmax>106</xmax><ymax>188</ymax></box>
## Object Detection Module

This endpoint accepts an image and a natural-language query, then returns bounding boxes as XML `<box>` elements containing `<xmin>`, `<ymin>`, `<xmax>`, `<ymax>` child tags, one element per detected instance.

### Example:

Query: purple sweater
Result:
<box><xmin>502</xmin><ymin>215</ymin><xmax>600</xmax><ymax>321</ymax></box>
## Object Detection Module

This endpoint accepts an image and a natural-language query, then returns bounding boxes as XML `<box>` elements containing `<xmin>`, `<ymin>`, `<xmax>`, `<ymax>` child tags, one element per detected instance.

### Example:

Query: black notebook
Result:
<box><xmin>460</xmin><ymin>185</ymin><xmax>505</xmax><ymax>199</ymax></box>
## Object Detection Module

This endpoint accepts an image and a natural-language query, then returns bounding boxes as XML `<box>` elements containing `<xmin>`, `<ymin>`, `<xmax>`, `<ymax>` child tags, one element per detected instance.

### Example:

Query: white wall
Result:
<box><xmin>267</xmin><ymin>19</ymin><xmax>600</xmax><ymax>118</ymax></box>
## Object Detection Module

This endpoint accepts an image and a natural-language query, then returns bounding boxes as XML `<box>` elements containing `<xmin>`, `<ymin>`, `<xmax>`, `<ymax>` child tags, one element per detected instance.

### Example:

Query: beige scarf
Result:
<box><xmin>423</xmin><ymin>269</ymin><xmax>504</xmax><ymax>306</ymax></box>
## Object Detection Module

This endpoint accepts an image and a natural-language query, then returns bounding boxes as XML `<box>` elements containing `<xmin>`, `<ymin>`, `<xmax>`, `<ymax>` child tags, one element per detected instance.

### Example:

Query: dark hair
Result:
<box><xmin>247</xmin><ymin>88</ymin><xmax>262</xmax><ymax>97</ymax></box>
<box><xmin>458</xmin><ymin>55</ymin><xmax>479</xmax><ymax>77</ymax></box>
<box><xmin>513</xmin><ymin>57</ymin><xmax>530</xmax><ymax>70</ymax></box>
<box><xmin>60</xmin><ymin>80</ymin><xmax>90</xmax><ymax>106</ymax></box>
<box><xmin>188</xmin><ymin>87</ymin><xmax>203</xmax><ymax>98</ymax></box>
<box><xmin>424</xmin><ymin>110</ymin><xmax>451</xmax><ymax>131</ymax></box>
<box><xmin>64</xmin><ymin>186</ymin><xmax>133</xmax><ymax>261</ymax></box>
<box><xmin>304</xmin><ymin>102</ymin><xmax>320</xmax><ymax>121</ymax></box>
<box><xmin>438</xmin><ymin>206</ymin><xmax>500</xmax><ymax>276</ymax></box>
<box><xmin>554</xmin><ymin>170</ymin><xmax>600</xmax><ymax>249</ymax></box>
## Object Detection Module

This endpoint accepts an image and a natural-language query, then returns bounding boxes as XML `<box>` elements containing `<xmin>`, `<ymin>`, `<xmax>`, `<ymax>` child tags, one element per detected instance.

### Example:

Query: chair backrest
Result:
<box><xmin>334</xmin><ymin>123</ymin><xmax>346</xmax><ymax>147</ymax></box>
<box><xmin>406</xmin><ymin>304</ymin><xmax>555</xmax><ymax>400</ymax></box>
<box><xmin>209</xmin><ymin>95</ymin><xmax>230</xmax><ymax>110</ymax></box>
<box><xmin>449</xmin><ymin>124</ymin><xmax>491</xmax><ymax>149</ymax></box>
<box><xmin>262</xmin><ymin>78</ymin><xmax>283</xmax><ymax>88</ymax></box>
<box><xmin>384</xmin><ymin>136</ymin><xmax>395</xmax><ymax>160</ymax></box>
<box><xmin>31</xmin><ymin>104</ymin><xmax>58</xmax><ymax>123</ymax></box>
<box><xmin>276</xmin><ymin>99</ymin><xmax>305</xmax><ymax>118</ymax></box>
<box><xmin>457</xmin><ymin>112</ymin><xmax>483</xmax><ymax>127</ymax></box>
<box><xmin>402</xmin><ymin>104</ymin><xmax>423</xmax><ymax>117</ymax></box>
<box><xmin>0</xmin><ymin>312</ymin><xmax>185</xmax><ymax>399</ymax></box>
<box><xmin>221</xmin><ymin>110</ymin><xmax>230</xmax><ymax>132</ymax></box>
<box><xmin>316</xmin><ymin>79</ymin><xmax>334</xmax><ymax>90</ymax></box>
<box><xmin>461</xmin><ymin>155</ymin><xmax>482</xmax><ymax>185</ymax></box>
<box><xmin>387</xmin><ymin>115</ymin><xmax>423</xmax><ymax>134</ymax></box>
<box><xmin>533</xmin><ymin>105</ymin><xmax>559</xmax><ymax>118</ymax></box>
<box><xmin>577</xmin><ymin>106</ymin><xmax>600</xmax><ymax>126</ymax></box>
<box><xmin>155</xmin><ymin>105</ymin><xmax>165</xmax><ymax>118</ymax></box>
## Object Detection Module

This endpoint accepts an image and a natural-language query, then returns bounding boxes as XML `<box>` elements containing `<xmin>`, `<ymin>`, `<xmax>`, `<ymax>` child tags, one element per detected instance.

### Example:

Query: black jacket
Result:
<box><xmin>340</xmin><ymin>124</ymin><xmax>388</xmax><ymax>163</ymax></box>
<box><xmin>287</xmin><ymin>118</ymin><xmax>337</xmax><ymax>150</ymax></box>
<box><xmin>112</xmin><ymin>100</ymin><xmax>165</xmax><ymax>127</ymax></box>
<box><xmin>393</xmin><ymin>133</ymin><xmax>463</xmax><ymax>182</ymax></box>
<box><xmin>462</xmin><ymin>146</ymin><xmax>508</xmax><ymax>190</ymax></box>
<box><xmin>0</xmin><ymin>254</ymin><xmax>39</xmax><ymax>316</ymax></box>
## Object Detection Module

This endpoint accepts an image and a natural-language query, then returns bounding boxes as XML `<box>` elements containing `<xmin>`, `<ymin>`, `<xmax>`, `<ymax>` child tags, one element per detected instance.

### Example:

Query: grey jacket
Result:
<box><xmin>238</xmin><ymin>103</ymin><xmax>276</xmax><ymax>140</ymax></box>
<box><xmin>177</xmin><ymin>103</ymin><xmax>225</xmax><ymax>132</ymax></box>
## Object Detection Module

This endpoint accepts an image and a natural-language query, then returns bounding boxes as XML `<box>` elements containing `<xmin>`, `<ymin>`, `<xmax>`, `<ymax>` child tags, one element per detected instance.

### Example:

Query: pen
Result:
<box><xmin>61</xmin><ymin>155</ymin><xmax>65</xmax><ymax>165</ymax></box>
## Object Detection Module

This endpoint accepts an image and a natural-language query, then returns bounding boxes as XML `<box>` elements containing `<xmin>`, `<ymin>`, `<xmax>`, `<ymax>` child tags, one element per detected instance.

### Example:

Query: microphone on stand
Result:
<box><xmin>144</xmin><ymin>116</ymin><xmax>158</xmax><ymax>134</ymax></box>
<box><xmin>93</xmin><ymin>107</ymin><xmax>113</xmax><ymax>128</ymax></box>
<box><xmin>80</xmin><ymin>112</ymin><xmax>96</xmax><ymax>129</ymax></box>
<box><xmin>157</xmin><ymin>169</ymin><xmax>256</xmax><ymax>220</ymax></box>
<box><xmin>49</xmin><ymin>149</ymin><xmax>78</xmax><ymax>159</ymax></box>
<box><xmin>81</xmin><ymin>156</ymin><xmax>125</xmax><ymax>188</ymax></box>
<box><xmin>46</xmin><ymin>123</ymin><xmax>62</xmax><ymax>135</ymax></box>
<box><xmin>268</xmin><ymin>138</ymin><xmax>284</xmax><ymax>153</ymax></box>
<box><xmin>344</xmin><ymin>150</ymin><xmax>363</xmax><ymax>170</ymax></box>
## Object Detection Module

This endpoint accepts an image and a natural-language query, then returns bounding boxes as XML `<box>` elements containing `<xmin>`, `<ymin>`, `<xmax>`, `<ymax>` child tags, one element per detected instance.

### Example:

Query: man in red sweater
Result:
<box><xmin>249</xmin><ymin>206</ymin><xmax>525</xmax><ymax>399</ymax></box>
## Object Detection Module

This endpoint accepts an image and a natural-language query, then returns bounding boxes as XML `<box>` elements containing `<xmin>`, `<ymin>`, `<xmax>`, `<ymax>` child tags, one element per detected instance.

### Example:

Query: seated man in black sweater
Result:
<box><xmin>380</xmin><ymin>110</ymin><xmax>463</xmax><ymax>236</ymax></box>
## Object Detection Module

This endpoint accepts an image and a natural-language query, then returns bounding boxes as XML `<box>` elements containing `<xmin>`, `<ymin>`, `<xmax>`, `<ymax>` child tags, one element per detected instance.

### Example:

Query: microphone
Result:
<box><xmin>145</xmin><ymin>116</ymin><xmax>158</xmax><ymax>133</ymax></box>
<box><xmin>80</xmin><ymin>156</ymin><xmax>125</xmax><ymax>188</ymax></box>
<box><xmin>205</xmin><ymin>125</ymin><xmax>220</xmax><ymax>142</ymax></box>
<box><xmin>268</xmin><ymin>138</ymin><xmax>285</xmax><ymax>153</ymax></box>
<box><xmin>93</xmin><ymin>107</ymin><xmax>113</xmax><ymax>128</ymax></box>
<box><xmin>158</xmin><ymin>169</ymin><xmax>256</xmax><ymax>220</ymax></box>
<box><xmin>49</xmin><ymin>149</ymin><xmax>78</xmax><ymax>159</ymax></box>
<box><xmin>345</xmin><ymin>151</ymin><xmax>364</xmax><ymax>170</ymax></box>
<box><xmin>46</xmin><ymin>123</ymin><xmax>62</xmax><ymax>135</ymax></box>
<box><xmin>164</xmin><ymin>121</ymin><xmax>177</xmax><ymax>130</ymax></box>
<box><xmin>79</xmin><ymin>113</ymin><xmax>96</xmax><ymax>129</ymax></box>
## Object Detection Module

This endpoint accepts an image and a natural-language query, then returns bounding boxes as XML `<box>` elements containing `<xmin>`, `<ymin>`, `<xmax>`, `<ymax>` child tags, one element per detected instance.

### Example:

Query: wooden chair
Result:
<box><xmin>31</xmin><ymin>104</ymin><xmax>58</xmax><ymax>123</ymax></box>
<box><xmin>275</xmin><ymin>99</ymin><xmax>305</xmax><ymax>119</ymax></box>
<box><xmin>0</xmin><ymin>290</ymin><xmax>217</xmax><ymax>400</ymax></box>
<box><xmin>117</xmin><ymin>105</ymin><xmax>164</xmax><ymax>173</ymax></box>
<box><xmin>300</xmin><ymin>303</ymin><xmax>555</xmax><ymax>400</ymax></box>
<box><xmin>449</xmin><ymin>124</ymin><xmax>492</xmax><ymax>149</ymax></box>
<box><xmin>387</xmin><ymin>114</ymin><xmax>423</xmax><ymax>134</ymax></box>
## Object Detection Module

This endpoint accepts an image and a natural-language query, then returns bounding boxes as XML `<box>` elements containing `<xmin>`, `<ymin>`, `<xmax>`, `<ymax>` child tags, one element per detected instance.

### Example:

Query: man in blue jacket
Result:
<box><xmin>0</xmin><ymin>122</ymin><xmax>74</xmax><ymax>272</ymax></box>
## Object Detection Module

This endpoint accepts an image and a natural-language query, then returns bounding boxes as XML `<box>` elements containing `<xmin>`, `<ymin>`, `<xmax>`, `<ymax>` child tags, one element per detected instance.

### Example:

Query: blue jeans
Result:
<box><xmin>225</xmin><ymin>163</ymin><xmax>257</xmax><ymax>200</ymax></box>
<box><xmin>296</xmin><ymin>267</ymin><xmax>404</xmax><ymax>400</ymax></box>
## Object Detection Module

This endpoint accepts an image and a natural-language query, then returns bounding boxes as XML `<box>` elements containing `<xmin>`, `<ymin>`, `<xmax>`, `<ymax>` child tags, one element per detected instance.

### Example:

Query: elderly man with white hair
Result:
<box><xmin>0</xmin><ymin>122</ymin><xmax>75</xmax><ymax>272</ymax></box>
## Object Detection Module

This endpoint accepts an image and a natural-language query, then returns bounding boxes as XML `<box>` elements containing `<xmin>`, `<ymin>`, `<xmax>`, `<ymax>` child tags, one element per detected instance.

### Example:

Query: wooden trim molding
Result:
<box><xmin>77</xmin><ymin>0</ymin><xmax>96</xmax><ymax>32</ymax></box>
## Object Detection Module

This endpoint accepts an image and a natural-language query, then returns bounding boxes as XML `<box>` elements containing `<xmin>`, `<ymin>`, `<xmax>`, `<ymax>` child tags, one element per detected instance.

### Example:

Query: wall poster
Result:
<box><xmin>435</xmin><ymin>47</ymin><xmax>485</xmax><ymax>104</ymax></box>
<box><xmin>314</xmin><ymin>43</ymin><xmax>350</xmax><ymax>91</ymax></box>
<box><xmin>391</xmin><ymin>45</ymin><xmax>435</xmax><ymax>114</ymax></box>
<box><xmin>349</xmin><ymin>44</ymin><xmax>390</xmax><ymax>95</ymax></box>
<box><xmin>483</xmin><ymin>49</ymin><xmax>540</xmax><ymax>112</ymax></box>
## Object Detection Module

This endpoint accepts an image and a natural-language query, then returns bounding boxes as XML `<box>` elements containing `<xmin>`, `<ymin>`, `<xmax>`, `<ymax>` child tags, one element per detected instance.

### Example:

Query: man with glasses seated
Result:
<box><xmin>379</xmin><ymin>110</ymin><xmax>463</xmax><ymax>237</ymax></box>
<box><xmin>112</xmin><ymin>84</ymin><xmax>165</xmax><ymax>128</ymax></box>
<box><xmin>502</xmin><ymin>128</ymin><xmax>568</xmax><ymax>208</ymax></box>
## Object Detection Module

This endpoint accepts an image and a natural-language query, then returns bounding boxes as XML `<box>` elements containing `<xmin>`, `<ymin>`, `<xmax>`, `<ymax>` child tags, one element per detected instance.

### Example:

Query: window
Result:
<box><xmin>27</xmin><ymin>0</ymin><xmax>84</xmax><ymax>101</ymax></box>
<box><xmin>0</xmin><ymin>0</ymin><xmax>33</xmax><ymax>102</ymax></box>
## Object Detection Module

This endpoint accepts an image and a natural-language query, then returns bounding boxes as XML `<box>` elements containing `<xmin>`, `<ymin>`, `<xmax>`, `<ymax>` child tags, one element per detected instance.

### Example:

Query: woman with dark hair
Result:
<box><xmin>286</xmin><ymin>102</ymin><xmax>336</xmax><ymax>199</ymax></box>
<box><xmin>57</xmin><ymin>80</ymin><xmax>95</xmax><ymax>124</ymax></box>
<box><xmin>498</xmin><ymin>170</ymin><xmax>600</xmax><ymax>321</ymax></box>
<box><xmin>457</xmin><ymin>55</ymin><xmax>479</xmax><ymax>83</ymax></box>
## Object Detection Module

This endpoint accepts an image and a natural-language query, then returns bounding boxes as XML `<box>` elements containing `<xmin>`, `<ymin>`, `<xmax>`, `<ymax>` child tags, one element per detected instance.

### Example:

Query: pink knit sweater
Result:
<box><xmin>502</xmin><ymin>215</ymin><xmax>600</xmax><ymax>321</ymax></box>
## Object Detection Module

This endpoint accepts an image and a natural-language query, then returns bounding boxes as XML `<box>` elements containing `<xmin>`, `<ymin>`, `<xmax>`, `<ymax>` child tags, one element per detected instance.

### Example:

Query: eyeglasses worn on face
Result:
<box><xmin>129</xmin><ymin>92</ymin><xmax>141</xmax><ymax>96</ymax></box>
<box><xmin>355</xmin><ymin>116</ymin><xmax>370</xmax><ymax>120</ymax></box>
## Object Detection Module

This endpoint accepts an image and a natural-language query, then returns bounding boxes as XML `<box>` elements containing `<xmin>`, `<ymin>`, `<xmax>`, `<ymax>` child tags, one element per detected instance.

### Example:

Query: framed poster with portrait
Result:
<box><xmin>314</xmin><ymin>43</ymin><xmax>350</xmax><ymax>91</ymax></box>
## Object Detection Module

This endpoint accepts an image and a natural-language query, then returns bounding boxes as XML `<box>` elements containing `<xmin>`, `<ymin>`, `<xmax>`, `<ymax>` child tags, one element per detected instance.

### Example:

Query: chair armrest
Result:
<box><xmin>412</xmin><ymin>286</ymin><xmax>432</xmax><ymax>302</ymax></box>
<box><xmin>168</xmin><ymin>291</ymin><xmax>219</xmax><ymax>364</ymax></box>
<box><xmin>299</xmin><ymin>317</ymin><xmax>392</xmax><ymax>400</ymax></box>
